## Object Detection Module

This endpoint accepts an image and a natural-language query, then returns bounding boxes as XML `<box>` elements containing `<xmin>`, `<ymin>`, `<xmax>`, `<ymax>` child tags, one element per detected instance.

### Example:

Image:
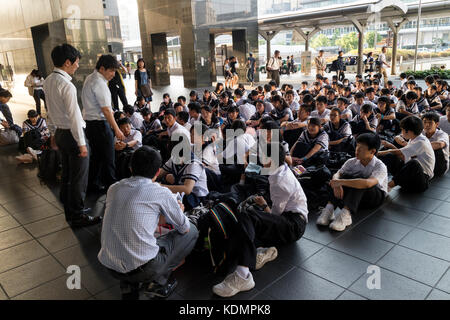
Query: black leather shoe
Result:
<box><xmin>70</xmin><ymin>214</ymin><xmax>102</xmax><ymax>228</ymax></box>
<box><xmin>144</xmin><ymin>278</ymin><xmax>178</xmax><ymax>299</ymax></box>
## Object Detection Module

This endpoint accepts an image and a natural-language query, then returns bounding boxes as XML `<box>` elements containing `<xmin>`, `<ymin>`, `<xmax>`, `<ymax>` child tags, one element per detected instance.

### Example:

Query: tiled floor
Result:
<box><xmin>1</xmin><ymin>144</ymin><xmax>450</xmax><ymax>300</ymax></box>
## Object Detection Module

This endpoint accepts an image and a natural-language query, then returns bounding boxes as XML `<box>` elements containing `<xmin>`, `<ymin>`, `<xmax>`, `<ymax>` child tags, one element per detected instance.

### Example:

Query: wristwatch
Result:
<box><xmin>125</xmin><ymin>142</ymin><xmax>129</xmax><ymax>148</ymax></box>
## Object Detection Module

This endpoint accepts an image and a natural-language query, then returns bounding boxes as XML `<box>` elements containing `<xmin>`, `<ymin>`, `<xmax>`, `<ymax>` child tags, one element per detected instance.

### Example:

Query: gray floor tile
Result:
<box><xmin>433</xmin><ymin>201</ymin><xmax>450</xmax><ymax>219</ymax></box>
<box><xmin>276</xmin><ymin>238</ymin><xmax>324</xmax><ymax>267</ymax></box>
<box><xmin>0</xmin><ymin>206</ymin><xmax>9</xmax><ymax>218</ymax></box>
<box><xmin>0</xmin><ymin>240</ymin><xmax>48</xmax><ymax>274</ymax></box>
<box><xmin>12</xmin><ymin>275</ymin><xmax>91</xmax><ymax>300</ymax></box>
<box><xmin>262</xmin><ymin>268</ymin><xmax>344</xmax><ymax>300</ymax></box>
<box><xmin>418</xmin><ymin>214</ymin><xmax>450</xmax><ymax>238</ymax></box>
<box><xmin>436</xmin><ymin>268</ymin><xmax>450</xmax><ymax>294</ymax></box>
<box><xmin>400</xmin><ymin>229</ymin><xmax>450</xmax><ymax>262</ymax></box>
<box><xmin>329</xmin><ymin>231</ymin><xmax>394</xmax><ymax>264</ymax></box>
<box><xmin>2</xmin><ymin>195</ymin><xmax>49</xmax><ymax>214</ymax></box>
<box><xmin>427</xmin><ymin>289</ymin><xmax>450</xmax><ymax>300</ymax></box>
<box><xmin>250</xmin><ymin>292</ymin><xmax>274</xmax><ymax>300</ymax></box>
<box><xmin>300</xmin><ymin>248</ymin><xmax>370</xmax><ymax>288</ymax></box>
<box><xmin>54</xmin><ymin>243</ymin><xmax>100</xmax><ymax>268</ymax></box>
<box><xmin>421</xmin><ymin>185</ymin><xmax>450</xmax><ymax>201</ymax></box>
<box><xmin>393</xmin><ymin>193</ymin><xmax>443</xmax><ymax>213</ymax></box>
<box><xmin>12</xmin><ymin>203</ymin><xmax>62</xmax><ymax>225</ymax></box>
<box><xmin>94</xmin><ymin>285</ymin><xmax>121</xmax><ymax>300</ymax></box>
<box><xmin>0</xmin><ymin>227</ymin><xmax>33</xmax><ymax>251</ymax></box>
<box><xmin>374</xmin><ymin>203</ymin><xmax>428</xmax><ymax>227</ymax></box>
<box><xmin>337</xmin><ymin>290</ymin><xmax>367</xmax><ymax>300</ymax></box>
<box><xmin>0</xmin><ymin>215</ymin><xmax>19</xmax><ymax>232</ymax></box>
<box><xmin>349</xmin><ymin>268</ymin><xmax>432</xmax><ymax>300</ymax></box>
<box><xmin>38</xmin><ymin>227</ymin><xmax>96</xmax><ymax>253</ymax></box>
<box><xmin>356</xmin><ymin>215</ymin><xmax>413</xmax><ymax>243</ymax></box>
<box><xmin>252</xmin><ymin>257</ymin><xmax>295</xmax><ymax>291</ymax></box>
<box><xmin>378</xmin><ymin>246</ymin><xmax>450</xmax><ymax>286</ymax></box>
<box><xmin>0</xmin><ymin>256</ymin><xmax>66</xmax><ymax>298</ymax></box>
<box><xmin>0</xmin><ymin>286</ymin><xmax>7</xmax><ymax>300</ymax></box>
<box><xmin>24</xmin><ymin>214</ymin><xmax>70</xmax><ymax>238</ymax></box>
<box><xmin>303</xmin><ymin>214</ymin><xmax>343</xmax><ymax>245</ymax></box>
<box><xmin>0</xmin><ymin>188</ymin><xmax>36</xmax><ymax>206</ymax></box>
<box><xmin>80</xmin><ymin>264</ymin><xmax>119</xmax><ymax>296</ymax></box>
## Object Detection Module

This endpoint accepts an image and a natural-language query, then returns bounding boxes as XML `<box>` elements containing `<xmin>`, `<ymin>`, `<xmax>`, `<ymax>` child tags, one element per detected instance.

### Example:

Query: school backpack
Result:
<box><xmin>0</xmin><ymin>128</ymin><xmax>19</xmax><ymax>146</ymax></box>
<box><xmin>115</xmin><ymin>149</ymin><xmax>134</xmax><ymax>180</ymax></box>
<box><xmin>24</xmin><ymin>128</ymin><xmax>43</xmax><ymax>150</ymax></box>
<box><xmin>37</xmin><ymin>149</ymin><xmax>61</xmax><ymax>181</ymax></box>
<box><xmin>326</xmin><ymin>152</ymin><xmax>353</xmax><ymax>173</ymax></box>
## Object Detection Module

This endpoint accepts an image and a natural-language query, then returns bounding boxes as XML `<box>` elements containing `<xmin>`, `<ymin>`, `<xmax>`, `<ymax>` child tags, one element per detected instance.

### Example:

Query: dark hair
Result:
<box><xmin>380</xmin><ymin>88</ymin><xmax>390</xmax><ymax>95</ymax></box>
<box><xmin>337</xmin><ymin>97</ymin><xmax>349</xmax><ymax>105</ymax></box>
<box><xmin>377</xmin><ymin>96</ymin><xmax>390</xmax><ymax>106</ymax></box>
<box><xmin>27</xmin><ymin>109</ymin><xmax>38</xmax><ymax>118</ymax></box>
<box><xmin>95</xmin><ymin>55</ymin><xmax>119</xmax><ymax>71</ymax></box>
<box><xmin>177</xmin><ymin>96</ymin><xmax>186</xmax><ymax>103</ymax></box>
<box><xmin>422</xmin><ymin>112</ymin><xmax>440</xmax><ymax>123</ymax></box>
<box><xmin>228</xmin><ymin>105</ymin><xmax>239</xmax><ymax>114</ymax></box>
<box><xmin>405</xmin><ymin>91</ymin><xmax>418</xmax><ymax>100</ymax></box>
<box><xmin>0</xmin><ymin>89</ymin><xmax>12</xmax><ymax>98</ymax></box>
<box><xmin>356</xmin><ymin>133</ymin><xmax>380</xmax><ymax>152</ymax></box>
<box><xmin>114</xmin><ymin>111</ymin><xmax>125</xmax><ymax>122</ymax></box>
<box><xmin>309</xmin><ymin>117</ymin><xmax>321</xmax><ymax>126</ymax></box>
<box><xmin>173</xmin><ymin>102</ymin><xmax>182</xmax><ymax>109</ymax></box>
<box><xmin>400</xmin><ymin>72</ymin><xmax>407</xmax><ymax>79</ymax></box>
<box><xmin>234</xmin><ymin>89</ymin><xmax>243</xmax><ymax>97</ymax></box>
<box><xmin>407</xmin><ymin>80</ymin><xmax>416</xmax><ymax>86</ymax></box>
<box><xmin>177</xmin><ymin>111</ymin><xmax>190</xmax><ymax>123</ymax></box>
<box><xmin>425</xmin><ymin>75</ymin><xmax>435</xmax><ymax>85</ymax></box>
<box><xmin>215</xmin><ymin>83</ymin><xmax>224</xmax><ymax>92</ymax></box>
<box><xmin>330</xmin><ymin>106</ymin><xmax>341</xmax><ymax>114</ymax></box>
<box><xmin>136</xmin><ymin>96</ymin><xmax>145</xmax><ymax>102</ymax></box>
<box><xmin>316</xmin><ymin>96</ymin><xmax>327</xmax><ymax>104</ymax></box>
<box><xmin>365</xmin><ymin>87</ymin><xmax>375</xmax><ymax>94</ymax></box>
<box><xmin>137</xmin><ymin>58</ymin><xmax>146</xmax><ymax>68</ymax></box>
<box><xmin>387</xmin><ymin>80</ymin><xmax>394</xmax><ymax>86</ymax></box>
<box><xmin>303</xmin><ymin>94</ymin><xmax>314</xmax><ymax>104</ymax></box>
<box><xmin>355</xmin><ymin>92</ymin><xmax>365</xmax><ymax>99</ymax></box>
<box><xmin>261</xmin><ymin>120</ymin><xmax>280</xmax><ymax>130</ymax></box>
<box><xmin>189</xmin><ymin>90</ymin><xmax>197</xmax><ymax>97</ymax></box>
<box><xmin>361</xmin><ymin>104</ymin><xmax>373</xmax><ymax>114</ymax></box>
<box><xmin>141</xmin><ymin>108</ymin><xmax>151</xmax><ymax>117</ymax></box>
<box><xmin>265</xmin><ymin>142</ymin><xmax>286</xmax><ymax>168</ymax></box>
<box><xmin>269</xmin><ymin>80</ymin><xmax>277</xmax><ymax>87</ymax></box>
<box><xmin>131</xmin><ymin>146</ymin><xmax>162</xmax><ymax>179</ymax></box>
<box><xmin>118</xmin><ymin>117</ymin><xmax>131</xmax><ymax>127</ymax></box>
<box><xmin>123</xmin><ymin>105</ymin><xmax>135</xmax><ymax>115</ymax></box>
<box><xmin>400</xmin><ymin>115</ymin><xmax>423</xmax><ymax>136</ymax></box>
<box><xmin>51</xmin><ymin>44</ymin><xmax>81</xmax><ymax>67</ymax></box>
<box><xmin>231</xmin><ymin>119</ymin><xmax>246</xmax><ymax>133</ymax></box>
<box><xmin>188</xmin><ymin>102</ymin><xmax>202</xmax><ymax>114</ymax></box>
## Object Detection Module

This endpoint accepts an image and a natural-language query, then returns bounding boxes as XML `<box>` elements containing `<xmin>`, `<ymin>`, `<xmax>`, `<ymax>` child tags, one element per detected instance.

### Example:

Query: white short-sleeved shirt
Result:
<box><xmin>115</xmin><ymin>129</ymin><xmax>142</xmax><ymax>150</ymax></box>
<box><xmin>289</xmin><ymin>100</ymin><xmax>300</xmax><ymax>113</ymax></box>
<box><xmin>310</xmin><ymin>108</ymin><xmax>330</xmax><ymax>122</ymax></box>
<box><xmin>268</xmin><ymin>163</ymin><xmax>308</xmax><ymax>221</ymax></box>
<box><xmin>298</xmin><ymin>130</ymin><xmax>329</xmax><ymax>151</ymax></box>
<box><xmin>400</xmin><ymin>134</ymin><xmax>436</xmax><ymax>179</ymax></box>
<box><xmin>222</xmin><ymin>133</ymin><xmax>256</xmax><ymax>162</ymax></box>
<box><xmin>82</xmin><ymin>70</ymin><xmax>112</xmax><ymax>121</ymax></box>
<box><xmin>427</xmin><ymin>128</ymin><xmax>449</xmax><ymax>174</ymax></box>
<box><xmin>130</xmin><ymin>112</ymin><xmax>144</xmax><ymax>131</ymax></box>
<box><xmin>396</xmin><ymin>100</ymin><xmax>419</xmax><ymax>114</ymax></box>
<box><xmin>340</xmin><ymin>108</ymin><xmax>353</xmax><ymax>120</ymax></box>
<box><xmin>239</xmin><ymin>103</ymin><xmax>257</xmax><ymax>122</ymax></box>
<box><xmin>338</xmin><ymin>156</ymin><xmax>388</xmax><ymax>194</ymax></box>
<box><xmin>163</xmin><ymin>158</ymin><xmax>209</xmax><ymax>197</ymax></box>
<box><xmin>438</xmin><ymin>116</ymin><xmax>450</xmax><ymax>135</ymax></box>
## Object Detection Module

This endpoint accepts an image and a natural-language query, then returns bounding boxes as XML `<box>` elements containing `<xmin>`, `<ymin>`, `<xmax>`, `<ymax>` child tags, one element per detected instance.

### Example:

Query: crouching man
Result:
<box><xmin>98</xmin><ymin>146</ymin><xmax>198</xmax><ymax>300</ymax></box>
<box><xmin>317</xmin><ymin>133</ymin><xmax>388</xmax><ymax>231</ymax></box>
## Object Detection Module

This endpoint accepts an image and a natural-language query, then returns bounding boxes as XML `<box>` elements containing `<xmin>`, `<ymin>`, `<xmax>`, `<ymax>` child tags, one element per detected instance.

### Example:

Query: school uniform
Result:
<box><xmin>270</xmin><ymin>107</ymin><xmax>293</xmax><ymax>124</ymax></box>
<box><xmin>381</xmin><ymin>134</ymin><xmax>435</xmax><ymax>192</ymax></box>
<box><xmin>310</xmin><ymin>108</ymin><xmax>331</xmax><ymax>122</ymax></box>
<box><xmin>289</xmin><ymin>100</ymin><xmax>300</xmax><ymax>113</ymax></box>
<box><xmin>239</xmin><ymin>103</ymin><xmax>257</xmax><ymax>122</ymax></box>
<box><xmin>292</xmin><ymin>130</ymin><xmax>329</xmax><ymax>166</ymax></box>
<box><xmin>115</xmin><ymin>129</ymin><xmax>142</xmax><ymax>151</ymax></box>
<box><xmin>141</xmin><ymin>119</ymin><xmax>162</xmax><ymax>135</ymax></box>
<box><xmin>416</xmin><ymin>96</ymin><xmax>430</xmax><ymax>113</ymax></box>
<box><xmin>348</xmin><ymin>101</ymin><xmax>376</xmax><ymax>117</ymax></box>
<box><xmin>350</xmin><ymin>113</ymin><xmax>378</xmax><ymax>135</ymax></box>
<box><xmin>427</xmin><ymin>93</ymin><xmax>443</xmax><ymax>113</ymax></box>
<box><xmin>439</xmin><ymin>116</ymin><xmax>450</xmax><ymax>135</ymax></box>
<box><xmin>324</xmin><ymin>120</ymin><xmax>353</xmax><ymax>153</ymax></box>
<box><xmin>329</xmin><ymin>156</ymin><xmax>388</xmax><ymax>214</ymax></box>
<box><xmin>426</xmin><ymin>128</ymin><xmax>449</xmax><ymax>177</ymax></box>
<box><xmin>129</xmin><ymin>112</ymin><xmax>144</xmax><ymax>131</ymax></box>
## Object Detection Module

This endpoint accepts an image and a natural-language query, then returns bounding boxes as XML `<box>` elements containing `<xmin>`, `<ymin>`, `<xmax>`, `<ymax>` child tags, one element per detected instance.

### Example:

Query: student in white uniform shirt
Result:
<box><xmin>43</xmin><ymin>44</ymin><xmax>101</xmax><ymax>227</ymax></box>
<box><xmin>422</xmin><ymin>112</ymin><xmax>449</xmax><ymax>177</ymax></box>
<box><xmin>310</xmin><ymin>96</ymin><xmax>331</xmax><ymax>124</ymax></box>
<box><xmin>378</xmin><ymin>116</ymin><xmax>435</xmax><ymax>193</ymax></box>
<box><xmin>317</xmin><ymin>133</ymin><xmax>388</xmax><ymax>231</ymax></box>
<box><xmin>212</xmin><ymin>143</ymin><xmax>308</xmax><ymax>298</ymax></box>
<box><xmin>285</xmin><ymin>89</ymin><xmax>300</xmax><ymax>114</ymax></box>
<box><xmin>124</xmin><ymin>104</ymin><xmax>144</xmax><ymax>130</ymax></box>
<box><xmin>115</xmin><ymin>118</ymin><xmax>142</xmax><ymax>151</ymax></box>
<box><xmin>439</xmin><ymin>108</ymin><xmax>450</xmax><ymax>135</ymax></box>
<box><xmin>348</xmin><ymin>92</ymin><xmax>376</xmax><ymax>117</ymax></box>
<box><xmin>82</xmin><ymin>55</ymin><xmax>125</xmax><ymax>191</ymax></box>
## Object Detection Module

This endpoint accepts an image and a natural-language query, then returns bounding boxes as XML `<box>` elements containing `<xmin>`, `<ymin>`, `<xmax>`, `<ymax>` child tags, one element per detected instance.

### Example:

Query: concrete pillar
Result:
<box><xmin>305</xmin><ymin>38</ymin><xmax>309</xmax><ymax>52</ymax></box>
<box><xmin>391</xmin><ymin>31</ymin><xmax>398</xmax><ymax>76</ymax></box>
<box><xmin>150</xmin><ymin>33</ymin><xmax>170</xmax><ymax>86</ymax></box>
<box><xmin>357</xmin><ymin>30</ymin><xmax>364</xmax><ymax>75</ymax></box>
<box><xmin>210</xmin><ymin>33</ymin><xmax>217</xmax><ymax>83</ymax></box>
<box><xmin>232</xmin><ymin>29</ymin><xmax>247</xmax><ymax>83</ymax></box>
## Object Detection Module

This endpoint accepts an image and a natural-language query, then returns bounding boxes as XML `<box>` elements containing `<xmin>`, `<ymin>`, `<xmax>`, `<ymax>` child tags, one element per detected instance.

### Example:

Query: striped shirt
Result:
<box><xmin>22</xmin><ymin>118</ymin><xmax>50</xmax><ymax>138</ymax></box>
<box><xmin>297</xmin><ymin>130</ymin><xmax>329</xmax><ymax>150</ymax></box>
<box><xmin>98</xmin><ymin>176</ymin><xmax>190</xmax><ymax>273</ymax></box>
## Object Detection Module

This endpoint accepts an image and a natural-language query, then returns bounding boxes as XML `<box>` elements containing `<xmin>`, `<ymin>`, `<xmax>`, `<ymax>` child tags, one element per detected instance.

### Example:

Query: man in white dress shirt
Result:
<box><xmin>82</xmin><ymin>55</ymin><xmax>125</xmax><ymax>192</ymax></box>
<box><xmin>43</xmin><ymin>44</ymin><xmax>101</xmax><ymax>227</ymax></box>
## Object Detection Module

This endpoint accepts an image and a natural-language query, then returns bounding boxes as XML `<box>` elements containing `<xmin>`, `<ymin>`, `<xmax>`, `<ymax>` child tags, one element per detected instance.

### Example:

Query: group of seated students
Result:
<box><xmin>98</xmin><ymin>72</ymin><xmax>450</xmax><ymax>300</ymax></box>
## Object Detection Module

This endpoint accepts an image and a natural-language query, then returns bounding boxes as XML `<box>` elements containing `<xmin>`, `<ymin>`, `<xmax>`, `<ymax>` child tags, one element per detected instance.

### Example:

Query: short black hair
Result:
<box><xmin>269</xmin><ymin>80</ymin><xmax>277</xmax><ymax>87</ymax></box>
<box><xmin>177</xmin><ymin>111</ymin><xmax>190</xmax><ymax>123</ymax></box>
<box><xmin>400</xmin><ymin>73</ymin><xmax>407</xmax><ymax>79</ymax></box>
<box><xmin>228</xmin><ymin>105</ymin><xmax>239</xmax><ymax>114</ymax></box>
<box><xmin>27</xmin><ymin>109</ymin><xmax>38</xmax><ymax>118</ymax></box>
<box><xmin>309</xmin><ymin>117</ymin><xmax>321</xmax><ymax>126</ymax></box>
<box><xmin>265</xmin><ymin>142</ymin><xmax>286</xmax><ymax>168</ymax></box>
<box><xmin>380</xmin><ymin>88</ymin><xmax>390</xmax><ymax>95</ymax></box>
<box><xmin>356</xmin><ymin>133</ymin><xmax>380</xmax><ymax>152</ymax></box>
<box><xmin>316</xmin><ymin>95</ymin><xmax>327</xmax><ymax>104</ymax></box>
<box><xmin>377</xmin><ymin>96</ymin><xmax>390</xmax><ymax>106</ymax></box>
<box><xmin>330</xmin><ymin>107</ymin><xmax>341</xmax><ymax>115</ymax></box>
<box><xmin>123</xmin><ymin>105</ymin><xmax>135</xmax><ymax>115</ymax></box>
<box><xmin>0</xmin><ymin>89</ymin><xmax>12</xmax><ymax>98</ymax></box>
<box><xmin>141</xmin><ymin>108</ymin><xmax>151</xmax><ymax>117</ymax></box>
<box><xmin>405</xmin><ymin>91</ymin><xmax>418</xmax><ymax>100</ymax></box>
<box><xmin>400</xmin><ymin>115</ymin><xmax>423</xmax><ymax>136</ymax></box>
<box><xmin>131</xmin><ymin>146</ymin><xmax>162</xmax><ymax>179</ymax></box>
<box><xmin>337</xmin><ymin>97</ymin><xmax>349</xmax><ymax>105</ymax></box>
<box><xmin>261</xmin><ymin>120</ymin><xmax>280</xmax><ymax>130</ymax></box>
<box><xmin>355</xmin><ymin>92</ymin><xmax>365</xmax><ymax>99</ymax></box>
<box><xmin>118</xmin><ymin>117</ymin><xmax>131</xmax><ymax>127</ymax></box>
<box><xmin>361</xmin><ymin>104</ymin><xmax>373</xmax><ymax>114</ymax></box>
<box><xmin>95</xmin><ymin>55</ymin><xmax>119</xmax><ymax>71</ymax></box>
<box><xmin>422</xmin><ymin>112</ymin><xmax>440</xmax><ymax>123</ymax></box>
<box><xmin>231</xmin><ymin>119</ymin><xmax>246</xmax><ymax>132</ymax></box>
<box><xmin>425</xmin><ymin>75</ymin><xmax>435</xmax><ymax>85</ymax></box>
<box><xmin>178</xmin><ymin>96</ymin><xmax>187</xmax><ymax>102</ymax></box>
<box><xmin>51</xmin><ymin>44</ymin><xmax>81</xmax><ymax>68</ymax></box>
<box><xmin>188</xmin><ymin>102</ymin><xmax>202</xmax><ymax>113</ymax></box>
<box><xmin>365</xmin><ymin>87</ymin><xmax>375</xmax><ymax>94</ymax></box>
<box><xmin>234</xmin><ymin>89</ymin><xmax>243</xmax><ymax>97</ymax></box>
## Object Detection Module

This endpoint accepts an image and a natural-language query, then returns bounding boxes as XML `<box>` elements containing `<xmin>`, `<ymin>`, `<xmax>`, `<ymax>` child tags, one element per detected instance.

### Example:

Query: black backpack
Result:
<box><xmin>37</xmin><ymin>149</ymin><xmax>61</xmax><ymax>181</ymax></box>
<box><xmin>115</xmin><ymin>149</ymin><xmax>134</xmax><ymax>180</ymax></box>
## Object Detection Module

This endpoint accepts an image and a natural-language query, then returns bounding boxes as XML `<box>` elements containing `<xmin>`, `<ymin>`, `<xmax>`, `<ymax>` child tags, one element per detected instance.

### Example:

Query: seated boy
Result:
<box><xmin>310</xmin><ymin>96</ymin><xmax>331</xmax><ymax>125</ymax></box>
<box><xmin>396</xmin><ymin>91</ymin><xmax>419</xmax><ymax>120</ymax></box>
<box><xmin>176</xmin><ymin>111</ymin><xmax>192</xmax><ymax>132</ymax></box>
<box><xmin>317</xmin><ymin>133</ymin><xmax>387</xmax><ymax>231</ymax></box>
<box><xmin>98</xmin><ymin>146</ymin><xmax>198</xmax><ymax>300</ymax></box>
<box><xmin>0</xmin><ymin>89</ymin><xmax>22</xmax><ymax>137</ymax></box>
<box><xmin>378</xmin><ymin>116</ymin><xmax>435</xmax><ymax>193</ymax></box>
<box><xmin>212</xmin><ymin>143</ymin><xmax>308</xmax><ymax>298</ymax></box>
<box><xmin>19</xmin><ymin>109</ymin><xmax>50</xmax><ymax>160</ymax></box>
<box><xmin>115</xmin><ymin>118</ymin><xmax>143</xmax><ymax>152</ymax></box>
<box><xmin>375</xmin><ymin>96</ymin><xmax>398</xmax><ymax>135</ymax></box>
<box><xmin>422</xmin><ymin>112</ymin><xmax>449</xmax><ymax>178</ymax></box>
<box><xmin>124</xmin><ymin>104</ymin><xmax>144</xmax><ymax>130</ymax></box>
<box><xmin>350</xmin><ymin>103</ymin><xmax>377</xmax><ymax>136</ymax></box>
<box><xmin>439</xmin><ymin>107</ymin><xmax>450</xmax><ymax>135</ymax></box>
<box><xmin>141</xmin><ymin>108</ymin><xmax>162</xmax><ymax>136</ymax></box>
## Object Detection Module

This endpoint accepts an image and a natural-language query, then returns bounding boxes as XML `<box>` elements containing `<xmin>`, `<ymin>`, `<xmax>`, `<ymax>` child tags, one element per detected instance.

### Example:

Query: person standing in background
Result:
<box><xmin>134</xmin><ymin>58</ymin><xmax>153</xmax><ymax>104</ymax></box>
<box><xmin>109</xmin><ymin>62</ymin><xmax>128</xmax><ymax>111</ymax></box>
<box><xmin>378</xmin><ymin>46</ymin><xmax>390</xmax><ymax>85</ymax></box>
<box><xmin>43</xmin><ymin>44</ymin><xmax>102</xmax><ymax>228</ymax></box>
<box><xmin>315</xmin><ymin>50</ymin><xmax>326</xmax><ymax>76</ymax></box>
<box><xmin>246</xmin><ymin>53</ymin><xmax>256</xmax><ymax>86</ymax></box>
<box><xmin>267</xmin><ymin>50</ymin><xmax>281</xmax><ymax>88</ymax></box>
<box><xmin>25</xmin><ymin>70</ymin><xmax>46</xmax><ymax>116</ymax></box>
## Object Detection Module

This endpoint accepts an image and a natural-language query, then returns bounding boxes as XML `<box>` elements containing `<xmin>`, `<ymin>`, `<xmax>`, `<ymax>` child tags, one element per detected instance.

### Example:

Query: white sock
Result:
<box><xmin>239</xmin><ymin>179</ymin><xmax>245</xmax><ymax>186</ymax></box>
<box><xmin>325</xmin><ymin>203</ymin><xmax>334</xmax><ymax>212</ymax></box>
<box><xmin>341</xmin><ymin>208</ymin><xmax>351</xmax><ymax>216</ymax></box>
<box><xmin>235</xmin><ymin>266</ymin><xmax>250</xmax><ymax>279</ymax></box>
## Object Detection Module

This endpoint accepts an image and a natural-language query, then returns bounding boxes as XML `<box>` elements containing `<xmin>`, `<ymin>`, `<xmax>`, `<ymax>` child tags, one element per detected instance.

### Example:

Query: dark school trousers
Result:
<box><xmin>434</xmin><ymin>148</ymin><xmax>448</xmax><ymax>178</ymax></box>
<box><xmin>111</xmin><ymin>87</ymin><xmax>128</xmax><ymax>111</ymax></box>
<box><xmin>85</xmin><ymin>120</ymin><xmax>116</xmax><ymax>189</ymax></box>
<box><xmin>271</xmin><ymin>70</ymin><xmax>280</xmax><ymax>87</ymax></box>
<box><xmin>33</xmin><ymin>89</ymin><xmax>46</xmax><ymax>115</ymax></box>
<box><xmin>329</xmin><ymin>185</ymin><xmax>385</xmax><ymax>214</ymax></box>
<box><xmin>107</xmin><ymin>224</ymin><xmax>198</xmax><ymax>300</ymax></box>
<box><xmin>54</xmin><ymin>129</ymin><xmax>89</xmax><ymax>220</ymax></box>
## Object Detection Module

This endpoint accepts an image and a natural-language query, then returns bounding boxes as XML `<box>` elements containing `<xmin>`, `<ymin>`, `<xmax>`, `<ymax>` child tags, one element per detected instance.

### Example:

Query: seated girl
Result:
<box><xmin>324</xmin><ymin>107</ymin><xmax>353</xmax><ymax>154</ymax></box>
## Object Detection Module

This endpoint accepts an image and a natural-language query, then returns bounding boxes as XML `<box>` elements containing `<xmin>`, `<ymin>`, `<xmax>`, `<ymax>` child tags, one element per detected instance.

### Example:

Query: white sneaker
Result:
<box><xmin>212</xmin><ymin>271</ymin><xmax>255</xmax><ymax>298</ymax></box>
<box><xmin>16</xmin><ymin>154</ymin><xmax>33</xmax><ymax>164</ymax></box>
<box><xmin>27</xmin><ymin>147</ymin><xmax>41</xmax><ymax>161</ymax></box>
<box><xmin>317</xmin><ymin>206</ymin><xmax>335</xmax><ymax>226</ymax></box>
<box><xmin>329</xmin><ymin>209</ymin><xmax>352</xmax><ymax>232</ymax></box>
<box><xmin>255</xmin><ymin>247</ymin><xmax>278</xmax><ymax>270</ymax></box>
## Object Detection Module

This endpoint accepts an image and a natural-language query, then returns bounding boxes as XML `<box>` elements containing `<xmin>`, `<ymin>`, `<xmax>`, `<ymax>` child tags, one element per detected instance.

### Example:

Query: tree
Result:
<box><xmin>330</xmin><ymin>29</ymin><xmax>341</xmax><ymax>46</ymax></box>
<box><xmin>311</xmin><ymin>34</ymin><xmax>330</xmax><ymax>49</ymax></box>
<box><xmin>336</xmin><ymin>32</ymin><xmax>359</xmax><ymax>52</ymax></box>
<box><xmin>366</xmin><ymin>31</ymin><xmax>383</xmax><ymax>48</ymax></box>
